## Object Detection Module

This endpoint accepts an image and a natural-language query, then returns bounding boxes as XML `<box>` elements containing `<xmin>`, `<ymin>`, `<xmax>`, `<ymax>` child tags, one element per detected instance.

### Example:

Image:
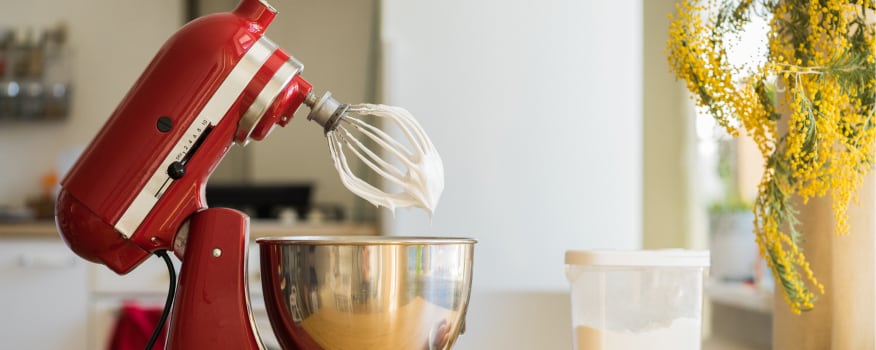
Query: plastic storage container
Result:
<box><xmin>565</xmin><ymin>250</ymin><xmax>710</xmax><ymax>350</ymax></box>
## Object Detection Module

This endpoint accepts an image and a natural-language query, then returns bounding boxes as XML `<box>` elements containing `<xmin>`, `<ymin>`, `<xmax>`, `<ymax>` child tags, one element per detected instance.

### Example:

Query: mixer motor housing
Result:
<box><xmin>56</xmin><ymin>0</ymin><xmax>312</xmax><ymax>274</ymax></box>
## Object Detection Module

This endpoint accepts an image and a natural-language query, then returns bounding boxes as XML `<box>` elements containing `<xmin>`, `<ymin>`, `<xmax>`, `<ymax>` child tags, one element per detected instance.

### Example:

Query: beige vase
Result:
<box><xmin>772</xmin><ymin>174</ymin><xmax>875</xmax><ymax>349</ymax></box>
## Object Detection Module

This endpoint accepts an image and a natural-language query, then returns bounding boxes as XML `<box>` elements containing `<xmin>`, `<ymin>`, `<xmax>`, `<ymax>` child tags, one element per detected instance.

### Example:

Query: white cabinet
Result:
<box><xmin>0</xmin><ymin>238</ymin><xmax>88</xmax><ymax>350</ymax></box>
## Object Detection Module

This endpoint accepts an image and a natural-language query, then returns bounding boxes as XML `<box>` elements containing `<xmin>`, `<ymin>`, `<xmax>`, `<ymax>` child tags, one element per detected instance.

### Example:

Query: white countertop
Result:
<box><xmin>0</xmin><ymin>220</ymin><xmax>379</xmax><ymax>239</ymax></box>
<box><xmin>704</xmin><ymin>337</ymin><xmax>770</xmax><ymax>350</ymax></box>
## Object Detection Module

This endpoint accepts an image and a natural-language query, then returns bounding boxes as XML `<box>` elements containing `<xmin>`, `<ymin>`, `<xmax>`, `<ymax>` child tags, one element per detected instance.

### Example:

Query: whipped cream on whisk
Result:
<box><xmin>307</xmin><ymin>93</ymin><xmax>444</xmax><ymax>215</ymax></box>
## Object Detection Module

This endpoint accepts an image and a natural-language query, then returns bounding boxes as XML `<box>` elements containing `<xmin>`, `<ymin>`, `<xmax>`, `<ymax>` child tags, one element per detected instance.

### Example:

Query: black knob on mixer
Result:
<box><xmin>168</xmin><ymin>161</ymin><xmax>186</xmax><ymax>180</ymax></box>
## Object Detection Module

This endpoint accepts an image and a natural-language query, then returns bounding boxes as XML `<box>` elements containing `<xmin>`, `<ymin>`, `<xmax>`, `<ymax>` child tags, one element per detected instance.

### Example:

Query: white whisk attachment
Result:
<box><xmin>306</xmin><ymin>91</ymin><xmax>444</xmax><ymax>215</ymax></box>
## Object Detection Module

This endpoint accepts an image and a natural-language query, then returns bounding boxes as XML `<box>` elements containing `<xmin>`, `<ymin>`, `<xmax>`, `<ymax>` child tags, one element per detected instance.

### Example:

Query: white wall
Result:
<box><xmin>380</xmin><ymin>1</ymin><xmax>643</xmax><ymax>348</ymax></box>
<box><xmin>229</xmin><ymin>0</ymin><xmax>379</xmax><ymax>221</ymax></box>
<box><xmin>0</xmin><ymin>1</ymin><xmax>182</xmax><ymax>207</ymax></box>
<box><xmin>642</xmin><ymin>0</ymin><xmax>699</xmax><ymax>250</ymax></box>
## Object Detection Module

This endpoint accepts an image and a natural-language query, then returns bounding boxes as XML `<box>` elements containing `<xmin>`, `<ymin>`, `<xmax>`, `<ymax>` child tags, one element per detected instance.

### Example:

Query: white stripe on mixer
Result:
<box><xmin>115</xmin><ymin>36</ymin><xmax>278</xmax><ymax>238</ymax></box>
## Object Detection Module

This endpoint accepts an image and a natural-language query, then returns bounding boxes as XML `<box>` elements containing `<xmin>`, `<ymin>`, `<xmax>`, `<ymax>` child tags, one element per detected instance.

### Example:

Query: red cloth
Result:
<box><xmin>108</xmin><ymin>302</ymin><xmax>167</xmax><ymax>350</ymax></box>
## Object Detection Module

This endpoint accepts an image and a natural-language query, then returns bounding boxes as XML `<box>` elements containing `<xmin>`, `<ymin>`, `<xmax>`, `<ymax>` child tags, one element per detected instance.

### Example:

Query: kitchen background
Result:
<box><xmin>0</xmin><ymin>0</ymin><xmax>770</xmax><ymax>349</ymax></box>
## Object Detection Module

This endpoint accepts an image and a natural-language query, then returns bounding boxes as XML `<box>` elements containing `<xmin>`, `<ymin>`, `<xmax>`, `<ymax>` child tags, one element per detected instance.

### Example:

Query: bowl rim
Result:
<box><xmin>255</xmin><ymin>235</ymin><xmax>477</xmax><ymax>245</ymax></box>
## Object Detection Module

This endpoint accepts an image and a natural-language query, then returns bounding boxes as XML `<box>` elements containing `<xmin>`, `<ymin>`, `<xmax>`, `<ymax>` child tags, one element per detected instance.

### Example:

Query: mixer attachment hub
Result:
<box><xmin>306</xmin><ymin>91</ymin><xmax>349</xmax><ymax>133</ymax></box>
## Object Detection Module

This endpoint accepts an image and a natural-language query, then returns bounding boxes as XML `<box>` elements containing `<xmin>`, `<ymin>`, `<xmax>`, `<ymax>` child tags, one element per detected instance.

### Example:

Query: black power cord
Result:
<box><xmin>146</xmin><ymin>250</ymin><xmax>177</xmax><ymax>350</ymax></box>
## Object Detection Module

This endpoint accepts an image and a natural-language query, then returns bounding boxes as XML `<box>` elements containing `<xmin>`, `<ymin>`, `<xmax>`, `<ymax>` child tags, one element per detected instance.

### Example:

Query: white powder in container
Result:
<box><xmin>575</xmin><ymin>318</ymin><xmax>701</xmax><ymax>350</ymax></box>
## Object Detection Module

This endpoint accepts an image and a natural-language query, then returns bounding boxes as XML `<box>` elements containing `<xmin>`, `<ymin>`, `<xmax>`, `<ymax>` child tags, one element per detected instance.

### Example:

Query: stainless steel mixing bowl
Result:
<box><xmin>257</xmin><ymin>236</ymin><xmax>476</xmax><ymax>350</ymax></box>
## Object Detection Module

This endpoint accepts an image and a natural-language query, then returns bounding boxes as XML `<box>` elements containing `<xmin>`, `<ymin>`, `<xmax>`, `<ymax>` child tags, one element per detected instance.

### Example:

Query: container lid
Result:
<box><xmin>565</xmin><ymin>249</ymin><xmax>709</xmax><ymax>267</ymax></box>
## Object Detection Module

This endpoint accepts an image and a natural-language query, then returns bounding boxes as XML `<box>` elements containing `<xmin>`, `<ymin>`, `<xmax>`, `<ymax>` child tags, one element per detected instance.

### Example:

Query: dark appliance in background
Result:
<box><xmin>206</xmin><ymin>183</ymin><xmax>312</xmax><ymax>221</ymax></box>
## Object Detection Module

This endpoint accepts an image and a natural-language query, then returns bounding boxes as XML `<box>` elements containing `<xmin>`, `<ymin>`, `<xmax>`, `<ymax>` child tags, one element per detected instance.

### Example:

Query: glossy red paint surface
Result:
<box><xmin>252</xmin><ymin>75</ymin><xmax>312</xmax><ymax>141</ymax></box>
<box><xmin>55</xmin><ymin>0</ymin><xmax>312</xmax><ymax>274</ymax></box>
<box><xmin>61</xmin><ymin>10</ymin><xmax>267</xmax><ymax>227</ymax></box>
<box><xmin>166</xmin><ymin>208</ymin><xmax>262</xmax><ymax>350</ymax></box>
<box><xmin>55</xmin><ymin>190</ymin><xmax>150</xmax><ymax>273</ymax></box>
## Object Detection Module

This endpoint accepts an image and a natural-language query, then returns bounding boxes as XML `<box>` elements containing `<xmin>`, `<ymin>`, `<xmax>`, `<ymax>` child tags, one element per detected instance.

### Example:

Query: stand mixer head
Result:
<box><xmin>53</xmin><ymin>0</ymin><xmax>472</xmax><ymax>349</ymax></box>
<box><xmin>55</xmin><ymin>0</ymin><xmax>309</xmax><ymax>273</ymax></box>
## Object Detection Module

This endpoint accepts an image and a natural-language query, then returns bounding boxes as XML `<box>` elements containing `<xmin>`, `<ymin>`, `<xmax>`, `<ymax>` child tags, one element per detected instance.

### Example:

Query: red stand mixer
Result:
<box><xmin>55</xmin><ymin>1</ymin><xmax>474</xmax><ymax>349</ymax></box>
<box><xmin>56</xmin><ymin>0</ymin><xmax>312</xmax><ymax>276</ymax></box>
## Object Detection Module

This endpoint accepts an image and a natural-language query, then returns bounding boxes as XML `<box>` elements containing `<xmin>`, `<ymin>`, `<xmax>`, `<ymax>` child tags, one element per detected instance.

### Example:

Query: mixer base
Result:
<box><xmin>165</xmin><ymin>208</ymin><xmax>264</xmax><ymax>349</ymax></box>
